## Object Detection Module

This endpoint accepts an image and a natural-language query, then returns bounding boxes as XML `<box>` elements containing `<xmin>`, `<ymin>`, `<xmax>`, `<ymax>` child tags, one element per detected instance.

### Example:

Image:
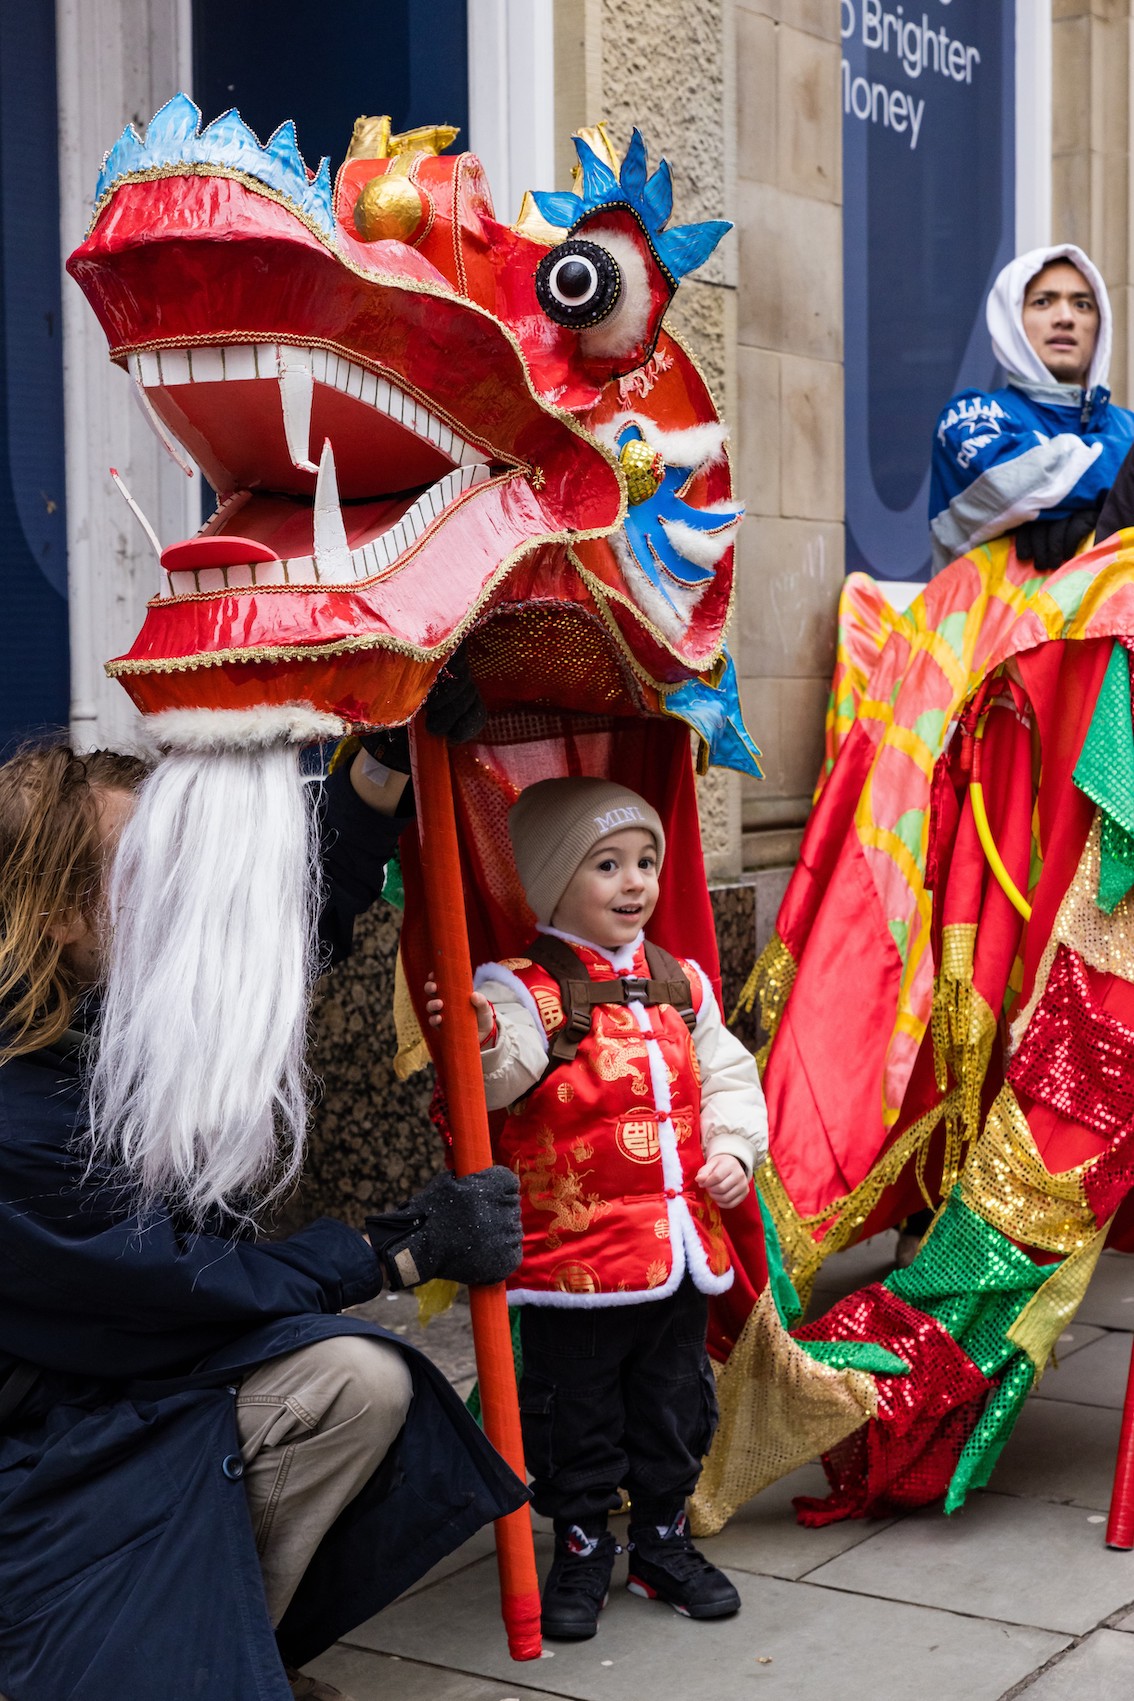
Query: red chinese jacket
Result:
<box><xmin>475</xmin><ymin>935</ymin><xmax>763</xmax><ymax>1306</ymax></box>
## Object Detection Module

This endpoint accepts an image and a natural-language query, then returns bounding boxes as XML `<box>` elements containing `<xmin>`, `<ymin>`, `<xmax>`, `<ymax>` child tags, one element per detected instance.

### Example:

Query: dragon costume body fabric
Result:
<box><xmin>706</xmin><ymin>533</ymin><xmax>1134</xmax><ymax>1533</ymax></box>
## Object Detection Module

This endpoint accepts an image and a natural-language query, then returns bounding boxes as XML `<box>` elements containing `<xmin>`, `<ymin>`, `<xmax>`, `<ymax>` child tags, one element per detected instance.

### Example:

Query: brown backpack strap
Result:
<box><xmin>525</xmin><ymin>935</ymin><xmax>612</xmax><ymax>1068</ymax></box>
<box><xmin>525</xmin><ymin>936</ymin><xmax>698</xmax><ymax>1080</ymax></box>
<box><xmin>643</xmin><ymin>941</ymin><xmax>698</xmax><ymax>1033</ymax></box>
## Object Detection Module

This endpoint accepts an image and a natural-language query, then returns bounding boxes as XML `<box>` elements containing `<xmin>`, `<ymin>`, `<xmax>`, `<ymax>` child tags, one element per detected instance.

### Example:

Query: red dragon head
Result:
<box><xmin>67</xmin><ymin>96</ymin><xmax>759</xmax><ymax>773</ymax></box>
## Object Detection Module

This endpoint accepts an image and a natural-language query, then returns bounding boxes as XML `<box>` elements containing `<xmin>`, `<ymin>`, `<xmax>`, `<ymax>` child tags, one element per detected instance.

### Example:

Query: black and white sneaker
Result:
<box><xmin>541</xmin><ymin>1525</ymin><xmax>620</xmax><ymax>1641</ymax></box>
<box><xmin>626</xmin><ymin>1511</ymin><xmax>740</xmax><ymax>1620</ymax></box>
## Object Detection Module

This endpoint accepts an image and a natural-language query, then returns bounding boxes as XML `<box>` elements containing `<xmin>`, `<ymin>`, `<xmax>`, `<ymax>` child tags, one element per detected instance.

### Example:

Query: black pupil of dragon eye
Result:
<box><xmin>535</xmin><ymin>239</ymin><xmax>620</xmax><ymax>328</ymax></box>
<box><xmin>553</xmin><ymin>257</ymin><xmax>597</xmax><ymax>302</ymax></box>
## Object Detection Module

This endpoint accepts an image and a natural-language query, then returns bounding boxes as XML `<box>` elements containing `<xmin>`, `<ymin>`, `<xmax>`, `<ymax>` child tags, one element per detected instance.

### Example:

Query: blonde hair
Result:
<box><xmin>0</xmin><ymin>743</ymin><xmax>149</xmax><ymax>1062</ymax></box>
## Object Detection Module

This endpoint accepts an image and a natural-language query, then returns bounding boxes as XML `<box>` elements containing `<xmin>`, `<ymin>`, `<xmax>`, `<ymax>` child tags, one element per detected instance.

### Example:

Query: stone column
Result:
<box><xmin>734</xmin><ymin>0</ymin><xmax>844</xmax><ymax>886</ymax></box>
<box><xmin>56</xmin><ymin>0</ymin><xmax>199</xmax><ymax>749</ymax></box>
<box><xmin>1052</xmin><ymin>0</ymin><xmax>1134</xmax><ymax>404</ymax></box>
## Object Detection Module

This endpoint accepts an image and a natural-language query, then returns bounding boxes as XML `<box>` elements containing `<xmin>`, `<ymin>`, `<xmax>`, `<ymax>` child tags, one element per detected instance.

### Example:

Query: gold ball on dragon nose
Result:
<box><xmin>353</xmin><ymin>174</ymin><xmax>426</xmax><ymax>243</ymax></box>
<box><xmin>619</xmin><ymin>438</ymin><xmax>666</xmax><ymax>505</ymax></box>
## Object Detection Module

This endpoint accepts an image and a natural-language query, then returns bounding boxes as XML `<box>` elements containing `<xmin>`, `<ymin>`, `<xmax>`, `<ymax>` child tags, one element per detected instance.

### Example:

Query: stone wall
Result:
<box><xmin>1052</xmin><ymin>0</ymin><xmax>1133</xmax><ymax>405</ymax></box>
<box><xmin>733</xmin><ymin>0</ymin><xmax>844</xmax><ymax>870</ymax></box>
<box><xmin>296</xmin><ymin>898</ymin><xmax>437</xmax><ymax>1225</ymax></box>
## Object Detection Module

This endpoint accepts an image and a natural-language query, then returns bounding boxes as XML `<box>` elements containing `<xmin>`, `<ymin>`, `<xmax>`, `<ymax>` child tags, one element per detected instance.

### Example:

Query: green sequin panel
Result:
<box><xmin>1074</xmin><ymin>643</ymin><xmax>1134</xmax><ymax>914</ymax></box>
<box><xmin>885</xmin><ymin>1196</ymin><xmax>1053</xmax><ymax>1378</ymax></box>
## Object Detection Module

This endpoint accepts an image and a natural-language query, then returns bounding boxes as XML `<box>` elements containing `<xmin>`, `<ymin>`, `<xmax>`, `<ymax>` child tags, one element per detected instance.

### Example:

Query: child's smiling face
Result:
<box><xmin>550</xmin><ymin>826</ymin><xmax>660</xmax><ymax>950</ymax></box>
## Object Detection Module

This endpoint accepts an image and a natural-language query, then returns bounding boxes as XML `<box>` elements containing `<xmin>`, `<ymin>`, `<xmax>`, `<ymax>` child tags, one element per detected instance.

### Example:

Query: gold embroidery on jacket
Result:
<box><xmin>518</xmin><ymin>1125</ymin><xmax>613</xmax><ymax>1249</ymax></box>
<box><xmin>587</xmin><ymin>1020</ymin><xmax>650</xmax><ymax>1097</ymax></box>
<box><xmin>531</xmin><ymin>984</ymin><xmax>566</xmax><ymax>1034</ymax></box>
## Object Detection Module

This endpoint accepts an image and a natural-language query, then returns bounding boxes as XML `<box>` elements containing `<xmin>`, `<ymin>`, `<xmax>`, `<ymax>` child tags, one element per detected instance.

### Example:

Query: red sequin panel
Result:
<box><xmin>792</xmin><ymin>1285</ymin><xmax>993</xmax><ymax>1526</ymax></box>
<box><xmin>1008</xmin><ymin>945</ymin><xmax>1134</xmax><ymax>1139</ymax></box>
<box><xmin>1084</xmin><ymin>1115</ymin><xmax>1134</xmax><ymax>1225</ymax></box>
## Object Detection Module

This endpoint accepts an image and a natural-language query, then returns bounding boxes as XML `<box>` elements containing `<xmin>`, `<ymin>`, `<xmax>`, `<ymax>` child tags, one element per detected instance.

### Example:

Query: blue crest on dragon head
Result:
<box><xmin>528</xmin><ymin>129</ymin><xmax>731</xmax><ymax>286</ymax></box>
<box><xmin>93</xmin><ymin>93</ymin><xmax>336</xmax><ymax>239</ymax></box>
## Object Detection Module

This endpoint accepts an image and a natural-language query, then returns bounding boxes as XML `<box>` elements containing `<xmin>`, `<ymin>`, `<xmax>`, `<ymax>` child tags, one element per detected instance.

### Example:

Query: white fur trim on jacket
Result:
<box><xmin>536</xmin><ymin>924</ymin><xmax>644</xmax><ymax>974</ymax></box>
<box><xmin>142</xmin><ymin>703</ymin><xmax>349</xmax><ymax>753</ymax></box>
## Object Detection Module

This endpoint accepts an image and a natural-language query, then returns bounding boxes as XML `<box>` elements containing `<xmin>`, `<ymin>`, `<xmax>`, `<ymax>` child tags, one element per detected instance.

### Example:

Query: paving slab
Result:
<box><xmin>1011</xmin><ymin>1629</ymin><xmax>1134</xmax><ymax>1698</ymax></box>
<box><xmin>1068</xmin><ymin>1254</ymin><xmax>1134</xmax><ymax>1332</ymax></box>
<box><xmin>806</xmin><ymin>1233</ymin><xmax>899</xmax><ymax>1318</ymax></box>
<box><xmin>346</xmin><ymin>1555</ymin><xmax>1067</xmax><ymax>1701</ymax></box>
<box><xmin>697</xmin><ymin>1461</ymin><xmax>896</xmax><ymax>1579</ymax></box>
<box><xmin>1033</xmin><ymin>1330</ymin><xmax>1132</xmax><ymax>1411</ymax></box>
<box><xmin>983</xmin><ymin>1399</ymin><xmax>1119</xmax><ymax>1510</ymax></box>
<box><xmin>305</xmin><ymin>1644</ymin><xmax>567</xmax><ymax>1700</ymax></box>
<box><xmin>1052</xmin><ymin>1322</ymin><xmax>1106</xmax><ymax>1359</ymax></box>
<box><xmin>806</xmin><ymin>1492</ymin><xmax>1134</xmax><ymax>1634</ymax></box>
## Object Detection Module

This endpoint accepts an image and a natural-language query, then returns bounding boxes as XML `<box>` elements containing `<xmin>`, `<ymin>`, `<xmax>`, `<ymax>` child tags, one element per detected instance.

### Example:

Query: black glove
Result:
<box><xmin>366</xmin><ymin>1165</ymin><xmax>522</xmax><ymax>1290</ymax></box>
<box><xmin>424</xmin><ymin>642</ymin><xmax>486</xmax><ymax>744</ymax></box>
<box><xmin>360</xmin><ymin>726</ymin><xmax>410</xmax><ymax>774</ymax></box>
<box><xmin>1015</xmin><ymin>504</ymin><xmax>1101</xmax><ymax>574</ymax></box>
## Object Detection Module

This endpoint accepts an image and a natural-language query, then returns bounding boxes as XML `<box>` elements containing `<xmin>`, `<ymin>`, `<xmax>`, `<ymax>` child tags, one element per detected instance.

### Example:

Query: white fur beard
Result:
<box><xmin>88</xmin><ymin>733</ymin><xmax>324</xmax><ymax>1221</ymax></box>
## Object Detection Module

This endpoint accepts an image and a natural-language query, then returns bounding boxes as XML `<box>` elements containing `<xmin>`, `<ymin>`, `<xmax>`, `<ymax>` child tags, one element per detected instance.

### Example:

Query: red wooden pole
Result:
<box><xmin>410</xmin><ymin>721</ymin><xmax>542</xmax><ymax>1660</ymax></box>
<box><xmin>1107</xmin><ymin>1334</ymin><xmax>1134</xmax><ymax>1549</ymax></box>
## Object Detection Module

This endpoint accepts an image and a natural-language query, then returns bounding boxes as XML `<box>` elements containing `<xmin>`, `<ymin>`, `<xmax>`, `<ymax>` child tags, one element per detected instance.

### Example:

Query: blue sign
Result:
<box><xmin>842</xmin><ymin>0</ymin><xmax>1016</xmax><ymax>579</ymax></box>
<box><xmin>0</xmin><ymin>5</ymin><xmax>70</xmax><ymax>752</ymax></box>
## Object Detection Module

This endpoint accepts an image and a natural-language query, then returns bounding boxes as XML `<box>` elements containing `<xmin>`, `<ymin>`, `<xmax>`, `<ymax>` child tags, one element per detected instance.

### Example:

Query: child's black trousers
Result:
<box><xmin>517</xmin><ymin>1275</ymin><xmax>719</xmax><ymax>1529</ymax></box>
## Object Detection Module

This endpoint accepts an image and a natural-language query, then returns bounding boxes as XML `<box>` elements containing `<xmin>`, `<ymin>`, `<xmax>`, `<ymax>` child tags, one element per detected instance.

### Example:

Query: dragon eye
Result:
<box><xmin>535</xmin><ymin>239</ymin><xmax>622</xmax><ymax>328</ymax></box>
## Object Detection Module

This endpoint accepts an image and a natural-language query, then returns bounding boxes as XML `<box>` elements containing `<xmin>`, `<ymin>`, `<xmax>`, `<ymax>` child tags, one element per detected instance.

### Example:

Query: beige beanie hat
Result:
<box><xmin>508</xmin><ymin>777</ymin><xmax>666</xmax><ymax>925</ymax></box>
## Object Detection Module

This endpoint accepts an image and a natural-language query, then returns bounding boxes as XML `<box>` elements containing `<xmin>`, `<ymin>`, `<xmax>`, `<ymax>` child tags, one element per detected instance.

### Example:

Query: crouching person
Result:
<box><xmin>0</xmin><ymin>742</ymin><xmax>524</xmax><ymax>1701</ymax></box>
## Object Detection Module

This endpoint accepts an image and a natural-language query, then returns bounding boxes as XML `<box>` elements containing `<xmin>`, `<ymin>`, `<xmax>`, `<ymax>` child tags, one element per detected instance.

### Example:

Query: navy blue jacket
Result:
<box><xmin>0</xmin><ymin>768</ymin><xmax>526</xmax><ymax>1700</ymax></box>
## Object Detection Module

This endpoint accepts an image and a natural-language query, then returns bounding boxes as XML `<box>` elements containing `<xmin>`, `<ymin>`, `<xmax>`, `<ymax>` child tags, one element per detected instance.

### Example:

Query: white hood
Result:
<box><xmin>985</xmin><ymin>243</ymin><xmax>1112</xmax><ymax>393</ymax></box>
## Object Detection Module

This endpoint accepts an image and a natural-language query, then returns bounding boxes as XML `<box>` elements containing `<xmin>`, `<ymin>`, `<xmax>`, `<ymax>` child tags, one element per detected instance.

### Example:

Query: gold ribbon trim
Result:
<box><xmin>957</xmin><ymin>1083</ymin><xmax>1094</xmax><ymax>1257</ymax></box>
<box><xmin>930</xmin><ymin>922</ymin><xmax>996</xmax><ymax>1199</ymax></box>
<box><xmin>689</xmin><ymin>1289</ymin><xmax>876</xmax><ymax>1537</ymax></box>
<box><xmin>760</xmin><ymin>1084</ymin><xmax>960</xmax><ymax>1303</ymax></box>
<box><xmin>1007</xmin><ymin>1225</ymin><xmax>1109</xmax><ymax>1379</ymax></box>
<box><xmin>393</xmin><ymin>945</ymin><xmax>431</xmax><ymax>1081</ymax></box>
<box><xmin>731</xmin><ymin>932</ymin><xmax>797</xmax><ymax>1074</ymax></box>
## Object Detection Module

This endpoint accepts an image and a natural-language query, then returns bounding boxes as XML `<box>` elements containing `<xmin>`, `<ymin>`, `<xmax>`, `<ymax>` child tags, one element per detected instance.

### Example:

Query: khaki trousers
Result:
<box><xmin>235</xmin><ymin>1335</ymin><xmax>413</xmax><ymax>1624</ymax></box>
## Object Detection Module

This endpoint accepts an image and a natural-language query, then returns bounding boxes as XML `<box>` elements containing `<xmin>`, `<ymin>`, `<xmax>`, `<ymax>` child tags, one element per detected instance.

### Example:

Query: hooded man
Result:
<box><xmin>929</xmin><ymin>243</ymin><xmax>1134</xmax><ymax>574</ymax></box>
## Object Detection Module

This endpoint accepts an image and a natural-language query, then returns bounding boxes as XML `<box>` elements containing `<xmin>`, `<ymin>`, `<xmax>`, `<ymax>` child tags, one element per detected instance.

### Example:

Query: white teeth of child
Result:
<box><xmin>162</xmin><ymin>461</ymin><xmax>493</xmax><ymax>596</ymax></box>
<box><xmin>129</xmin><ymin>343</ymin><xmax>492</xmax><ymax>469</ymax></box>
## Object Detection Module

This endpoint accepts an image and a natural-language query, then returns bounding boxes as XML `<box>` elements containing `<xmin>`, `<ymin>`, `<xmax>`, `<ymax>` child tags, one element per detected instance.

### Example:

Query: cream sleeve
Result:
<box><xmin>473</xmin><ymin>966</ymin><xmax>550</xmax><ymax>1111</ymax></box>
<box><xmin>689</xmin><ymin>964</ymin><xmax>768</xmax><ymax>1175</ymax></box>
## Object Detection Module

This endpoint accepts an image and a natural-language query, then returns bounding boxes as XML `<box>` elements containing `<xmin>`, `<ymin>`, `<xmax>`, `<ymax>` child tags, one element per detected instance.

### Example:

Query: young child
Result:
<box><xmin>426</xmin><ymin>776</ymin><xmax>767</xmax><ymax>1641</ymax></box>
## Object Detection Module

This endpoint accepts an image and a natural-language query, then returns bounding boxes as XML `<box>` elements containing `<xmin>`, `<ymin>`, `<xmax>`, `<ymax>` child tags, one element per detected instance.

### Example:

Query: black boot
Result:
<box><xmin>540</xmin><ymin>1523</ymin><xmax>620</xmax><ymax>1641</ymax></box>
<box><xmin>626</xmin><ymin>1510</ymin><xmax>740</xmax><ymax>1620</ymax></box>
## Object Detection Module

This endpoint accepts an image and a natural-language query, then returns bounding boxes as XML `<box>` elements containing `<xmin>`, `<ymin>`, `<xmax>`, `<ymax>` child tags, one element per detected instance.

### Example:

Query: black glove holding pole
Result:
<box><xmin>1015</xmin><ymin>500</ymin><xmax>1105</xmax><ymax>575</ymax></box>
<box><xmin>367</xmin><ymin>1165</ymin><xmax>522</xmax><ymax>1291</ymax></box>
